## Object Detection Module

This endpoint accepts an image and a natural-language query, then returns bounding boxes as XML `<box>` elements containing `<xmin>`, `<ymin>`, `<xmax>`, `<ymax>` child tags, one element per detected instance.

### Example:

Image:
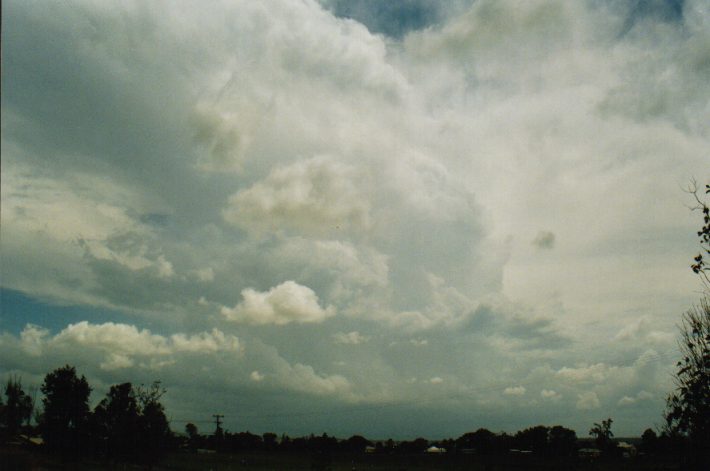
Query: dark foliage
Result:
<box><xmin>639</xmin><ymin>428</ymin><xmax>658</xmax><ymax>454</ymax></box>
<box><xmin>589</xmin><ymin>418</ymin><xmax>614</xmax><ymax>452</ymax></box>
<box><xmin>39</xmin><ymin>365</ymin><xmax>92</xmax><ymax>456</ymax></box>
<box><xmin>456</xmin><ymin>428</ymin><xmax>495</xmax><ymax>454</ymax></box>
<box><xmin>689</xmin><ymin>182</ymin><xmax>710</xmax><ymax>285</ymax></box>
<box><xmin>0</xmin><ymin>377</ymin><xmax>34</xmax><ymax>439</ymax></box>
<box><xmin>135</xmin><ymin>381</ymin><xmax>172</xmax><ymax>463</ymax></box>
<box><xmin>91</xmin><ymin>382</ymin><xmax>140</xmax><ymax>458</ymax></box>
<box><xmin>342</xmin><ymin>434</ymin><xmax>372</xmax><ymax>453</ymax></box>
<box><xmin>548</xmin><ymin>425</ymin><xmax>578</xmax><ymax>456</ymax></box>
<box><xmin>664</xmin><ymin>298</ymin><xmax>710</xmax><ymax>461</ymax></box>
<box><xmin>663</xmin><ymin>181</ymin><xmax>710</xmax><ymax>466</ymax></box>
<box><xmin>515</xmin><ymin>425</ymin><xmax>549</xmax><ymax>453</ymax></box>
<box><xmin>91</xmin><ymin>381</ymin><xmax>172</xmax><ymax>464</ymax></box>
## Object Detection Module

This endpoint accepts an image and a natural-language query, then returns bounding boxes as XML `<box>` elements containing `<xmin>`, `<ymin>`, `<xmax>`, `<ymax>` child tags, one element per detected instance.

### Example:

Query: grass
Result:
<box><xmin>1</xmin><ymin>447</ymin><xmax>684</xmax><ymax>471</ymax></box>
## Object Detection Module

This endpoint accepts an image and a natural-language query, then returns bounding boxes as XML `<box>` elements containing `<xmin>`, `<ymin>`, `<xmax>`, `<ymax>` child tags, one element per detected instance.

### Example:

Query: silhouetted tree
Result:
<box><xmin>689</xmin><ymin>181</ymin><xmax>710</xmax><ymax>286</ymax></box>
<box><xmin>640</xmin><ymin>428</ymin><xmax>658</xmax><ymax>454</ymax></box>
<box><xmin>262</xmin><ymin>432</ymin><xmax>278</xmax><ymax>451</ymax></box>
<box><xmin>135</xmin><ymin>381</ymin><xmax>172</xmax><ymax>462</ymax></box>
<box><xmin>663</xmin><ymin>182</ymin><xmax>710</xmax><ymax>466</ymax></box>
<box><xmin>92</xmin><ymin>381</ymin><xmax>172</xmax><ymax>464</ymax></box>
<box><xmin>92</xmin><ymin>382</ymin><xmax>140</xmax><ymax>459</ymax></box>
<box><xmin>456</xmin><ymin>428</ymin><xmax>498</xmax><ymax>454</ymax></box>
<box><xmin>515</xmin><ymin>425</ymin><xmax>549</xmax><ymax>453</ymax></box>
<box><xmin>589</xmin><ymin>418</ymin><xmax>613</xmax><ymax>451</ymax></box>
<box><xmin>40</xmin><ymin>365</ymin><xmax>91</xmax><ymax>455</ymax></box>
<box><xmin>342</xmin><ymin>434</ymin><xmax>371</xmax><ymax>453</ymax></box>
<box><xmin>185</xmin><ymin>422</ymin><xmax>198</xmax><ymax>439</ymax></box>
<box><xmin>548</xmin><ymin>425</ymin><xmax>577</xmax><ymax>456</ymax></box>
<box><xmin>664</xmin><ymin>298</ymin><xmax>710</xmax><ymax>462</ymax></box>
<box><xmin>0</xmin><ymin>376</ymin><xmax>33</xmax><ymax>439</ymax></box>
<box><xmin>185</xmin><ymin>422</ymin><xmax>199</xmax><ymax>449</ymax></box>
<box><xmin>398</xmin><ymin>437</ymin><xmax>429</xmax><ymax>453</ymax></box>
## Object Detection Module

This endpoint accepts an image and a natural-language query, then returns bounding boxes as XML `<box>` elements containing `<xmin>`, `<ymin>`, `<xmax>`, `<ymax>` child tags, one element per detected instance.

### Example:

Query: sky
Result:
<box><xmin>1</xmin><ymin>0</ymin><xmax>709</xmax><ymax>440</ymax></box>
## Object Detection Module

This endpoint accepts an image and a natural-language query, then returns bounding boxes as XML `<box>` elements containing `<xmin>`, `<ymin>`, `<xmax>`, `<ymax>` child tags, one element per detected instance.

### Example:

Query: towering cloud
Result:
<box><xmin>1</xmin><ymin>0</ymin><xmax>707</xmax><ymax>436</ymax></box>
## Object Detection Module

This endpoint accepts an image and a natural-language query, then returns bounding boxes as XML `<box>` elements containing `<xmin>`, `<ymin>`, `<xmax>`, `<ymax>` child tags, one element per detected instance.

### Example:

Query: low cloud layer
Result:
<box><xmin>2</xmin><ymin>0</ymin><xmax>708</xmax><ymax>437</ymax></box>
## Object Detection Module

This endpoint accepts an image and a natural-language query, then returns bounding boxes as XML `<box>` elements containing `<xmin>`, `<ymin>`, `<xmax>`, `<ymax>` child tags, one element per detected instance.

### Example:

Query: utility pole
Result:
<box><xmin>212</xmin><ymin>414</ymin><xmax>224</xmax><ymax>437</ymax></box>
<box><xmin>212</xmin><ymin>414</ymin><xmax>224</xmax><ymax>432</ymax></box>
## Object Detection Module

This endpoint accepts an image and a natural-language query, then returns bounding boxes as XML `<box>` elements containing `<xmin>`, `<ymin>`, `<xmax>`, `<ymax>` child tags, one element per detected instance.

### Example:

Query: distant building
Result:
<box><xmin>426</xmin><ymin>446</ymin><xmax>446</xmax><ymax>453</ymax></box>
<box><xmin>578</xmin><ymin>448</ymin><xmax>601</xmax><ymax>459</ymax></box>
<box><xmin>617</xmin><ymin>441</ymin><xmax>637</xmax><ymax>458</ymax></box>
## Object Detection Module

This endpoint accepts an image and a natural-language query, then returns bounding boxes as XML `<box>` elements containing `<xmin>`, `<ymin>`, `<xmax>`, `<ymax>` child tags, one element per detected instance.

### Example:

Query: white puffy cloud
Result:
<box><xmin>613</xmin><ymin>317</ymin><xmax>675</xmax><ymax>345</ymax></box>
<box><xmin>618</xmin><ymin>390</ymin><xmax>654</xmax><ymax>407</ymax></box>
<box><xmin>224</xmin><ymin>156</ymin><xmax>371</xmax><ymax>235</ymax></box>
<box><xmin>2</xmin><ymin>322</ymin><xmax>240</xmax><ymax>372</ymax></box>
<box><xmin>250</xmin><ymin>370</ymin><xmax>265</xmax><ymax>382</ymax></box>
<box><xmin>556</xmin><ymin>363</ymin><xmax>608</xmax><ymax>383</ymax></box>
<box><xmin>504</xmin><ymin>386</ymin><xmax>526</xmax><ymax>396</ymax></box>
<box><xmin>540</xmin><ymin>389</ymin><xmax>561</xmax><ymax>400</ymax></box>
<box><xmin>221</xmin><ymin>281</ymin><xmax>335</xmax><ymax>325</ymax></box>
<box><xmin>333</xmin><ymin>331</ymin><xmax>369</xmax><ymax>345</ymax></box>
<box><xmin>576</xmin><ymin>391</ymin><xmax>601</xmax><ymax>410</ymax></box>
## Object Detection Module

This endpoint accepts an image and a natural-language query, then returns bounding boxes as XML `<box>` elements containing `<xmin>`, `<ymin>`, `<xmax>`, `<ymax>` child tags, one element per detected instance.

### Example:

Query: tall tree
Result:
<box><xmin>689</xmin><ymin>181</ymin><xmax>710</xmax><ymax>286</ymax></box>
<box><xmin>135</xmin><ymin>381</ymin><xmax>172</xmax><ymax>463</ymax></box>
<box><xmin>663</xmin><ymin>181</ymin><xmax>710</xmax><ymax>466</ymax></box>
<box><xmin>40</xmin><ymin>365</ymin><xmax>91</xmax><ymax>454</ymax></box>
<box><xmin>589</xmin><ymin>418</ymin><xmax>613</xmax><ymax>451</ymax></box>
<box><xmin>664</xmin><ymin>298</ymin><xmax>710</xmax><ymax>460</ymax></box>
<box><xmin>1</xmin><ymin>376</ymin><xmax>33</xmax><ymax>438</ymax></box>
<box><xmin>548</xmin><ymin>425</ymin><xmax>577</xmax><ymax>456</ymax></box>
<box><xmin>92</xmin><ymin>381</ymin><xmax>172</xmax><ymax>463</ymax></box>
<box><xmin>92</xmin><ymin>382</ymin><xmax>140</xmax><ymax>458</ymax></box>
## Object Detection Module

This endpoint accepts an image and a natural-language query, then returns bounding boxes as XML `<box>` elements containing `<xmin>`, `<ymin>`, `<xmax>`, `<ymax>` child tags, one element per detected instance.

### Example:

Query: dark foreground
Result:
<box><xmin>1</xmin><ymin>447</ymin><xmax>684</xmax><ymax>471</ymax></box>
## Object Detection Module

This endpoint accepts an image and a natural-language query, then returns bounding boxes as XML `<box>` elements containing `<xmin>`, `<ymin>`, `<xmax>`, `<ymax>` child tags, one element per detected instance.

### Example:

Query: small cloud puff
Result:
<box><xmin>250</xmin><ymin>370</ymin><xmax>265</xmax><ymax>382</ymax></box>
<box><xmin>195</xmin><ymin>267</ymin><xmax>215</xmax><ymax>282</ymax></box>
<box><xmin>618</xmin><ymin>390</ymin><xmax>654</xmax><ymax>406</ymax></box>
<box><xmin>429</xmin><ymin>376</ymin><xmax>444</xmax><ymax>384</ymax></box>
<box><xmin>532</xmin><ymin>231</ymin><xmax>555</xmax><ymax>249</ymax></box>
<box><xmin>504</xmin><ymin>386</ymin><xmax>526</xmax><ymax>396</ymax></box>
<box><xmin>556</xmin><ymin>363</ymin><xmax>607</xmax><ymax>383</ymax></box>
<box><xmin>576</xmin><ymin>391</ymin><xmax>600</xmax><ymax>410</ymax></box>
<box><xmin>540</xmin><ymin>389</ymin><xmax>561</xmax><ymax>400</ymax></box>
<box><xmin>332</xmin><ymin>331</ymin><xmax>369</xmax><ymax>345</ymax></box>
<box><xmin>221</xmin><ymin>281</ymin><xmax>335</xmax><ymax>325</ymax></box>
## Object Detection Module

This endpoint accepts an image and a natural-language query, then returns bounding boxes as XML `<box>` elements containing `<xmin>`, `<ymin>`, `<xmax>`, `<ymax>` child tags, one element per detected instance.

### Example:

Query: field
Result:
<box><xmin>1</xmin><ymin>447</ymin><xmax>684</xmax><ymax>471</ymax></box>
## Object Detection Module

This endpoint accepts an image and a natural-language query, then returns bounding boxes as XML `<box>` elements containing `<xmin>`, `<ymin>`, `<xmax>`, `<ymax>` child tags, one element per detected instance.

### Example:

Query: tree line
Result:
<box><xmin>0</xmin><ymin>365</ymin><xmax>173</xmax><ymax>465</ymax></box>
<box><xmin>0</xmin><ymin>363</ymin><xmax>704</xmax><ymax>465</ymax></box>
<box><xmin>181</xmin><ymin>422</ymin><xmax>580</xmax><ymax>456</ymax></box>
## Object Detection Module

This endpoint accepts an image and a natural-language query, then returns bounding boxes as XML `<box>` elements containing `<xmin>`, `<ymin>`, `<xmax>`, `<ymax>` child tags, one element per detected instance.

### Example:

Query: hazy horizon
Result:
<box><xmin>1</xmin><ymin>0</ymin><xmax>709</xmax><ymax>439</ymax></box>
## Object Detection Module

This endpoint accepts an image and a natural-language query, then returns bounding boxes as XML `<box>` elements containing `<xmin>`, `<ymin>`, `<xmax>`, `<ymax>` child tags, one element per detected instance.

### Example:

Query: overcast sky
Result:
<box><xmin>1</xmin><ymin>0</ymin><xmax>709</xmax><ymax>439</ymax></box>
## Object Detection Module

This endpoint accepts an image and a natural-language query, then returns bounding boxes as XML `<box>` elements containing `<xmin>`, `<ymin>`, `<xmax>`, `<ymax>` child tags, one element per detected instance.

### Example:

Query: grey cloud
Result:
<box><xmin>463</xmin><ymin>304</ymin><xmax>571</xmax><ymax>351</ymax></box>
<box><xmin>532</xmin><ymin>231</ymin><xmax>556</xmax><ymax>249</ymax></box>
<box><xmin>2</xmin><ymin>0</ymin><xmax>708</xmax><ymax>437</ymax></box>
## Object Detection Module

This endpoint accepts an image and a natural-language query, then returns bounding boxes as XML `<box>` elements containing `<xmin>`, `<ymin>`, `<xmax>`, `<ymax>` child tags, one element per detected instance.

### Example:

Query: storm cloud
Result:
<box><xmin>1</xmin><ymin>0</ymin><xmax>708</xmax><ymax>438</ymax></box>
